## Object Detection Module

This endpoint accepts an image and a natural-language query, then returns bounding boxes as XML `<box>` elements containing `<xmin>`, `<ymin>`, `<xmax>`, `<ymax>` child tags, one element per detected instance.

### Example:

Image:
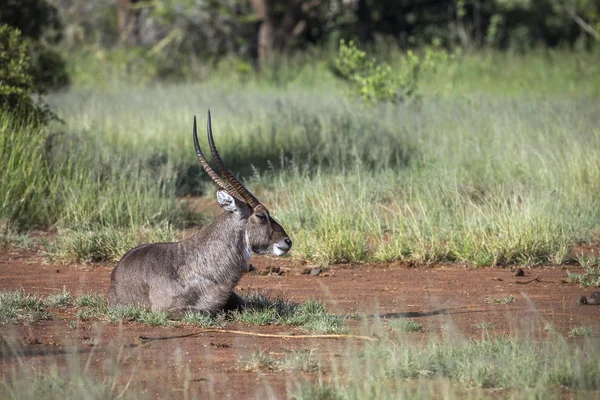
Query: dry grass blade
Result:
<box><xmin>138</xmin><ymin>328</ymin><xmax>377</xmax><ymax>342</ymax></box>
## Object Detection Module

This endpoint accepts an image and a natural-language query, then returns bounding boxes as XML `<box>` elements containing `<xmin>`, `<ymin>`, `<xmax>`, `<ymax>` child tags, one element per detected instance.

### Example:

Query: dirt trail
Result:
<box><xmin>1</xmin><ymin>250</ymin><xmax>599</xmax><ymax>398</ymax></box>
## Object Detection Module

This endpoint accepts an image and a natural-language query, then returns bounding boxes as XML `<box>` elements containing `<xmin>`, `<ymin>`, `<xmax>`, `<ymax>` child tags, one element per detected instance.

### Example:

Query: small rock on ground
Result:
<box><xmin>258</xmin><ymin>266</ymin><xmax>283</xmax><ymax>276</ymax></box>
<box><xmin>579</xmin><ymin>291</ymin><xmax>600</xmax><ymax>305</ymax></box>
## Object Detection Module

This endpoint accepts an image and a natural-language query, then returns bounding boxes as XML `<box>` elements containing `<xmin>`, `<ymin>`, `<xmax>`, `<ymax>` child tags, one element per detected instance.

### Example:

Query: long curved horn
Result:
<box><xmin>193</xmin><ymin>116</ymin><xmax>245</xmax><ymax>203</ymax></box>
<box><xmin>206</xmin><ymin>110</ymin><xmax>260</xmax><ymax>209</ymax></box>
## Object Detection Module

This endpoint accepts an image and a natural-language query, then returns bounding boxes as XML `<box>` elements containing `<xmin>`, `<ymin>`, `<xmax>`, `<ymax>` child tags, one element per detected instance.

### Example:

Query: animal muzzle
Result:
<box><xmin>273</xmin><ymin>237</ymin><xmax>292</xmax><ymax>256</ymax></box>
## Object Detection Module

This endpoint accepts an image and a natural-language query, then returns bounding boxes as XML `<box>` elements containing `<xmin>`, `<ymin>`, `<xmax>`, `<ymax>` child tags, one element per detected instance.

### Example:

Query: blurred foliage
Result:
<box><xmin>0</xmin><ymin>0</ymin><xmax>69</xmax><ymax>91</ymax></box>
<box><xmin>360</xmin><ymin>0</ymin><xmax>599</xmax><ymax>49</ymax></box>
<box><xmin>41</xmin><ymin>1</ymin><xmax>595</xmax><ymax>82</ymax></box>
<box><xmin>1</xmin><ymin>0</ymin><xmax>598</xmax><ymax>86</ymax></box>
<box><xmin>27</xmin><ymin>43</ymin><xmax>70</xmax><ymax>90</ymax></box>
<box><xmin>0</xmin><ymin>0</ymin><xmax>62</xmax><ymax>41</ymax></box>
<box><xmin>0</xmin><ymin>25</ymin><xmax>55</xmax><ymax>123</ymax></box>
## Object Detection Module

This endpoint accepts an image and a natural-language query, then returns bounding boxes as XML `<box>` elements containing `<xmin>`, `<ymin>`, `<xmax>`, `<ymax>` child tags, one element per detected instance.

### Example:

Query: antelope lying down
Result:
<box><xmin>107</xmin><ymin>112</ymin><xmax>292</xmax><ymax>315</ymax></box>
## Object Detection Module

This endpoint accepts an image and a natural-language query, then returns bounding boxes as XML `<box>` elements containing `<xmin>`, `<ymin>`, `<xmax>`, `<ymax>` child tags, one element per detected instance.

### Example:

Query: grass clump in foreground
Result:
<box><xmin>231</xmin><ymin>292</ymin><xmax>346</xmax><ymax>334</ymax></box>
<box><xmin>0</xmin><ymin>369</ymin><xmax>122</xmax><ymax>400</ymax></box>
<box><xmin>390</xmin><ymin>318</ymin><xmax>425</xmax><ymax>333</ymax></box>
<box><xmin>2</xmin><ymin>311</ymin><xmax>598</xmax><ymax>399</ymax></box>
<box><xmin>0</xmin><ymin>290</ymin><xmax>51</xmax><ymax>324</ymax></box>
<box><xmin>292</xmin><ymin>329</ymin><xmax>600</xmax><ymax>399</ymax></box>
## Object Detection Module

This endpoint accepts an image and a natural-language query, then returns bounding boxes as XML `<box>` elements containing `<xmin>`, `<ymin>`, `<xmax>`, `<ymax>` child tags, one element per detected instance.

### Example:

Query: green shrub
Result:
<box><xmin>0</xmin><ymin>0</ymin><xmax>69</xmax><ymax>92</ymax></box>
<box><xmin>0</xmin><ymin>25</ymin><xmax>54</xmax><ymax>122</ymax></box>
<box><xmin>332</xmin><ymin>39</ymin><xmax>448</xmax><ymax>104</ymax></box>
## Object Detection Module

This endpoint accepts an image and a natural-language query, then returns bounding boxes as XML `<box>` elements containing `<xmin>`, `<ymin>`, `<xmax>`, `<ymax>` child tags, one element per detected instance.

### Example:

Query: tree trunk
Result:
<box><xmin>257</xmin><ymin>18</ymin><xmax>276</xmax><ymax>63</ymax></box>
<box><xmin>117</xmin><ymin>0</ymin><xmax>142</xmax><ymax>46</ymax></box>
<box><xmin>249</xmin><ymin>0</ymin><xmax>304</xmax><ymax>67</ymax></box>
<box><xmin>249</xmin><ymin>0</ymin><xmax>271</xmax><ymax>65</ymax></box>
<box><xmin>356</xmin><ymin>0</ymin><xmax>373</xmax><ymax>44</ymax></box>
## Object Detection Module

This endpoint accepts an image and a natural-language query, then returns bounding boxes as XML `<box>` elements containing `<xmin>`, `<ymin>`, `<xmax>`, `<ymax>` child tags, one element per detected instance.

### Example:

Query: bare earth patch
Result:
<box><xmin>1</xmin><ymin>250</ymin><xmax>599</xmax><ymax>398</ymax></box>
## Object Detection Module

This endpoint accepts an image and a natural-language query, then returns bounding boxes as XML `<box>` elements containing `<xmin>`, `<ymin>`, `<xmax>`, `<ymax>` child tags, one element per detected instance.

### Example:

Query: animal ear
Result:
<box><xmin>216</xmin><ymin>191</ymin><xmax>241</xmax><ymax>213</ymax></box>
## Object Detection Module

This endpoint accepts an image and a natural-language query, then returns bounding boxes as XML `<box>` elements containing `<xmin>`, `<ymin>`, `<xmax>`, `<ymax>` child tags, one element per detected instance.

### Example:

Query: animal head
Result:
<box><xmin>193</xmin><ymin>112</ymin><xmax>292</xmax><ymax>256</ymax></box>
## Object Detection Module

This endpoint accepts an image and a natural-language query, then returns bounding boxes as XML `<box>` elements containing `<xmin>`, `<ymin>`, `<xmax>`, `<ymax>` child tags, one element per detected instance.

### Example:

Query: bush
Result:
<box><xmin>0</xmin><ymin>0</ymin><xmax>69</xmax><ymax>92</ymax></box>
<box><xmin>332</xmin><ymin>39</ymin><xmax>448</xmax><ymax>104</ymax></box>
<box><xmin>0</xmin><ymin>25</ymin><xmax>54</xmax><ymax>122</ymax></box>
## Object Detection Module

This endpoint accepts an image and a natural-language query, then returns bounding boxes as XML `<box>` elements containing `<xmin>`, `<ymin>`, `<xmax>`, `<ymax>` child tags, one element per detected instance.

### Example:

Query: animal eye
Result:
<box><xmin>256</xmin><ymin>213</ymin><xmax>267</xmax><ymax>221</ymax></box>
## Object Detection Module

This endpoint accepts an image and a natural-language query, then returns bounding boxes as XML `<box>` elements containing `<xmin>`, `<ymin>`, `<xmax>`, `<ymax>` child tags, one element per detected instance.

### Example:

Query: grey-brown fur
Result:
<box><xmin>107</xmin><ymin>113</ymin><xmax>291</xmax><ymax>315</ymax></box>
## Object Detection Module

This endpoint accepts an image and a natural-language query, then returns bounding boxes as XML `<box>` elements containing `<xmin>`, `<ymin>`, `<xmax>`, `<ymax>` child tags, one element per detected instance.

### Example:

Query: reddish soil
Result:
<box><xmin>1</xmin><ymin>249</ymin><xmax>599</xmax><ymax>398</ymax></box>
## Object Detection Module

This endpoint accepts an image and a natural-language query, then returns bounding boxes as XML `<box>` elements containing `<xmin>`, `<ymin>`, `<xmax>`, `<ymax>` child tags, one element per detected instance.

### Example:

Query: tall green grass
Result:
<box><xmin>0</xmin><ymin>113</ymin><xmax>51</xmax><ymax>228</ymax></box>
<box><xmin>47</xmin><ymin>75</ymin><xmax>600</xmax><ymax>265</ymax></box>
<box><xmin>0</xmin><ymin>108</ymin><xmax>183</xmax><ymax>261</ymax></box>
<box><xmin>2</xmin><ymin>49</ymin><xmax>599</xmax><ymax>265</ymax></box>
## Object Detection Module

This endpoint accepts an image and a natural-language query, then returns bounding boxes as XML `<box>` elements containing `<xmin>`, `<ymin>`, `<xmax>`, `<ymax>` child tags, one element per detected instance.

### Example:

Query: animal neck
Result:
<box><xmin>186</xmin><ymin>211</ymin><xmax>251</xmax><ymax>285</ymax></box>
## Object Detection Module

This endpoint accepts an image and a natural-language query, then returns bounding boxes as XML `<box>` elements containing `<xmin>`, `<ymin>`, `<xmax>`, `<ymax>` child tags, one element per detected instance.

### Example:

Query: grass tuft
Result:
<box><xmin>0</xmin><ymin>290</ymin><xmax>344</xmax><ymax>333</ymax></box>
<box><xmin>575</xmin><ymin>253</ymin><xmax>600</xmax><ymax>268</ymax></box>
<box><xmin>568</xmin><ymin>267</ymin><xmax>600</xmax><ymax>288</ymax></box>
<box><xmin>232</xmin><ymin>293</ymin><xmax>346</xmax><ymax>333</ymax></box>
<box><xmin>73</xmin><ymin>294</ymin><xmax>172</xmax><ymax>325</ymax></box>
<box><xmin>474</xmin><ymin>322</ymin><xmax>494</xmax><ymax>330</ymax></box>
<box><xmin>569</xmin><ymin>326</ymin><xmax>594</xmax><ymax>338</ymax></box>
<box><xmin>291</xmin><ymin>384</ymin><xmax>344</xmax><ymax>400</ymax></box>
<box><xmin>390</xmin><ymin>318</ymin><xmax>425</xmax><ymax>333</ymax></box>
<box><xmin>0</xmin><ymin>290</ymin><xmax>51</xmax><ymax>324</ymax></box>
<box><xmin>241</xmin><ymin>349</ymin><xmax>281</xmax><ymax>372</ymax></box>
<box><xmin>45</xmin><ymin>290</ymin><xmax>73</xmax><ymax>308</ymax></box>
<box><xmin>242</xmin><ymin>349</ymin><xmax>320</xmax><ymax>373</ymax></box>
<box><xmin>486</xmin><ymin>295</ymin><xmax>515</xmax><ymax>304</ymax></box>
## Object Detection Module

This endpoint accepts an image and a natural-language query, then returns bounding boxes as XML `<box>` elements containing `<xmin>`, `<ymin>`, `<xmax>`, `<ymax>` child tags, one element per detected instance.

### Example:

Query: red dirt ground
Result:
<box><xmin>1</xmin><ymin>249</ymin><xmax>599</xmax><ymax>398</ymax></box>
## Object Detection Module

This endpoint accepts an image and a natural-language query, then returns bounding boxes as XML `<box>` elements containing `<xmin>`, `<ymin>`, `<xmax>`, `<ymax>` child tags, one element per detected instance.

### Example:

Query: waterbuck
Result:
<box><xmin>107</xmin><ymin>111</ymin><xmax>292</xmax><ymax>315</ymax></box>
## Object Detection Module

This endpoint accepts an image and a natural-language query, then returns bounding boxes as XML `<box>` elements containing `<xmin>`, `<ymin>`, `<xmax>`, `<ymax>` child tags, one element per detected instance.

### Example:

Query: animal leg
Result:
<box><xmin>223</xmin><ymin>291</ymin><xmax>247</xmax><ymax>312</ymax></box>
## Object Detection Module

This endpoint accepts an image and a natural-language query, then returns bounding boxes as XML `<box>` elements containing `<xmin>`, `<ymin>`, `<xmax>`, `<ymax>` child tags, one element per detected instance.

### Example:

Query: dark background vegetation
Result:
<box><xmin>1</xmin><ymin>0</ymin><xmax>599</xmax><ymax>103</ymax></box>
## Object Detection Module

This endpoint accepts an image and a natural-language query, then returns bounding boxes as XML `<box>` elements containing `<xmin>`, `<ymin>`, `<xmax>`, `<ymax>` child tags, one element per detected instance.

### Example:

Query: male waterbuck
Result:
<box><xmin>107</xmin><ymin>111</ymin><xmax>292</xmax><ymax>315</ymax></box>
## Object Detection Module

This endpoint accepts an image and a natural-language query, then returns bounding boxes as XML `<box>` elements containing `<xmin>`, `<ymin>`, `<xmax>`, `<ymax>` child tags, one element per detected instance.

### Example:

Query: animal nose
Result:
<box><xmin>284</xmin><ymin>238</ymin><xmax>292</xmax><ymax>248</ymax></box>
